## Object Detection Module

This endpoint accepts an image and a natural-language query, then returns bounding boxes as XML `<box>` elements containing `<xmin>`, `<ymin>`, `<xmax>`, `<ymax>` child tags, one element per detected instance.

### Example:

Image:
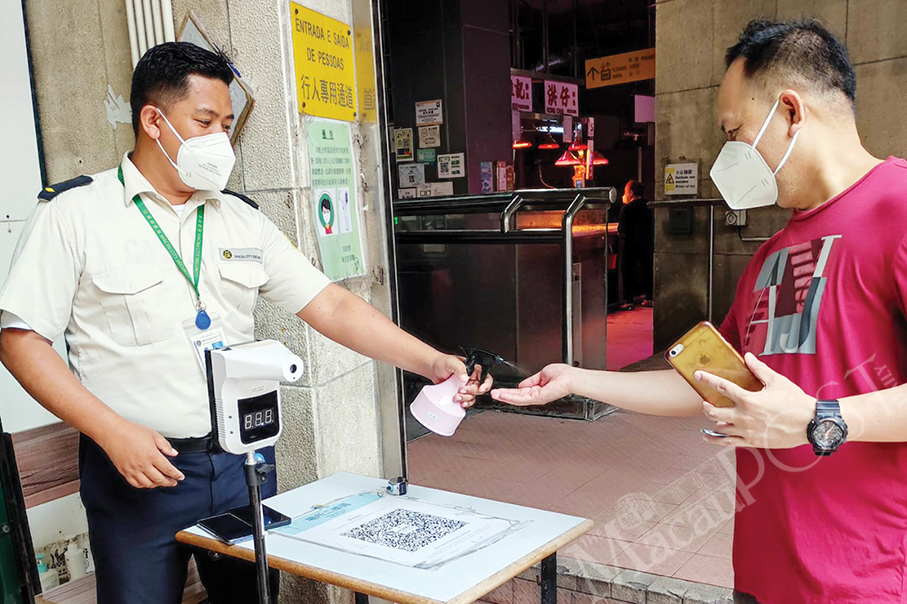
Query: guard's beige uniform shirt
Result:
<box><xmin>0</xmin><ymin>154</ymin><xmax>331</xmax><ymax>437</ymax></box>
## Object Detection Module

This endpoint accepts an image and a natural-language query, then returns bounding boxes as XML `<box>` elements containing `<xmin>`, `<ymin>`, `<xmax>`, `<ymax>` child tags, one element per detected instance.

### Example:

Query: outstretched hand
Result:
<box><xmin>430</xmin><ymin>354</ymin><xmax>493</xmax><ymax>408</ymax></box>
<box><xmin>490</xmin><ymin>363</ymin><xmax>574</xmax><ymax>406</ymax></box>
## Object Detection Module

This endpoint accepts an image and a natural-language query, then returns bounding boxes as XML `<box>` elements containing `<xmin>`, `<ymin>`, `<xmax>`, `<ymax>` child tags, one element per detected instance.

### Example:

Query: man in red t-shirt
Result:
<box><xmin>491</xmin><ymin>19</ymin><xmax>907</xmax><ymax>604</ymax></box>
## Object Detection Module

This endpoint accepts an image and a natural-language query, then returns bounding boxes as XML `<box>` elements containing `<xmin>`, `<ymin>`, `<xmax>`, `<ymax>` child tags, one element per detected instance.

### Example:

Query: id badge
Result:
<box><xmin>183</xmin><ymin>312</ymin><xmax>228</xmax><ymax>372</ymax></box>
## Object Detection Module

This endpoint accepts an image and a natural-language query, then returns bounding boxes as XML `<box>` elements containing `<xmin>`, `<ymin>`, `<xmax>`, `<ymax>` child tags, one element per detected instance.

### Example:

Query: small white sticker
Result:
<box><xmin>219</xmin><ymin>248</ymin><xmax>263</xmax><ymax>263</ymax></box>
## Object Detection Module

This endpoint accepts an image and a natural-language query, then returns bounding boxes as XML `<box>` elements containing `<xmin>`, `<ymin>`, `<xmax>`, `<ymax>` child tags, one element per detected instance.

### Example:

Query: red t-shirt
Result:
<box><xmin>720</xmin><ymin>157</ymin><xmax>907</xmax><ymax>603</ymax></box>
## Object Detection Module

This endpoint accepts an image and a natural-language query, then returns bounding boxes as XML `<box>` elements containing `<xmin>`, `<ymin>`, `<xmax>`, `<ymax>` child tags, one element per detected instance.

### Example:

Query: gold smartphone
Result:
<box><xmin>665</xmin><ymin>321</ymin><xmax>763</xmax><ymax>408</ymax></box>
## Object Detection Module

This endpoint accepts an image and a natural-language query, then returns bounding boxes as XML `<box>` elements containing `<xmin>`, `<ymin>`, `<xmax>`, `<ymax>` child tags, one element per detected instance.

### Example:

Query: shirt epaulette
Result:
<box><xmin>222</xmin><ymin>189</ymin><xmax>260</xmax><ymax>210</ymax></box>
<box><xmin>37</xmin><ymin>175</ymin><xmax>93</xmax><ymax>201</ymax></box>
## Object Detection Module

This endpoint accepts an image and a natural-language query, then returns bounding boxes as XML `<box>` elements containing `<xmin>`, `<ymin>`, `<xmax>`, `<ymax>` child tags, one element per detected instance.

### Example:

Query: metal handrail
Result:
<box><xmin>562</xmin><ymin>193</ymin><xmax>586</xmax><ymax>365</ymax></box>
<box><xmin>393</xmin><ymin>187</ymin><xmax>617</xmax><ymax>367</ymax></box>
<box><xmin>393</xmin><ymin>187</ymin><xmax>616</xmax><ymax>217</ymax></box>
<box><xmin>395</xmin><ymin>229</ymin><xmax>562</xmax><ymax>244</ymax></box>
<box><xmin>501</xmin><ymin>194</ymin><xmax>524</xmax><ymax>233</ymax></box>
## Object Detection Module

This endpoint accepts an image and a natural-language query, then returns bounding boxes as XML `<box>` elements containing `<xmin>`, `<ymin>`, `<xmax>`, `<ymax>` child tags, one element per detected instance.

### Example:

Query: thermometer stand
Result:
<box><xmin>244</xmin><ymin>451</ymin><xmax>274</xmax><ymax>604</ymax></box>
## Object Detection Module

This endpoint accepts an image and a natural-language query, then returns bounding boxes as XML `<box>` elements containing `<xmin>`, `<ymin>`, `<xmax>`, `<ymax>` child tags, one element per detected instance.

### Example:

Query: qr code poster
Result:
<box><xmin>283</xmin><ymin>494</ymin><xmax>515</xmax><ymax>568</ymax></box>
<box><xmin>342</xmin><ymin>509</ymin><xmax>465</xmax><ymax>552</ymax></box>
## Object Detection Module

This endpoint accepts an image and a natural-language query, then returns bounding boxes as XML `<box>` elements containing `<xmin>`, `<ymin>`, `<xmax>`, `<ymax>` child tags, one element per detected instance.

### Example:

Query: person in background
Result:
<box><xmin>493</xmin><ymin>19</ymin><xmax>907</xmax><ymax>604</ymax></box>
<box><xmin>618</xmin><ymin>180</ymin><xmax>653</xmax><ymax>309</ymax></box>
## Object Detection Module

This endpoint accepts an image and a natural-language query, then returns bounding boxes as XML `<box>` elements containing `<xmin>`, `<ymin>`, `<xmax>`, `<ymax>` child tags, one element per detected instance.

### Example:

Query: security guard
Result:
<box><xmin>0</xmin><ymin>42</ymin><xmax>490</xmax><ymax>604</ymax></box>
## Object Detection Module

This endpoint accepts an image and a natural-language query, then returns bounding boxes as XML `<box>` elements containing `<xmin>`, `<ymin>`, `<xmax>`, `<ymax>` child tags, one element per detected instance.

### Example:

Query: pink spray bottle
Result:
<box><xmin>410</xmin><ymin>348</ymin><xmax>502</xmax><ymax>437</ymax></box>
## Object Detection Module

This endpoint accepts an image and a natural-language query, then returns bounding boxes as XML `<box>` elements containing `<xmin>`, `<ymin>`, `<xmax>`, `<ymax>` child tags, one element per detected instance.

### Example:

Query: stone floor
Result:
<box><xmin>406</xmin><ymin>303</ymin><xmax>736</xmax><ymax>596</ymax></box>
<box><xmin>408</xmin><ymin>410</ymin><xmax>735</xmax><ymax>590</ymax></box>
<box><xmin>606</xmin><ymin>307</ymin><xmax>654</xmax><ymax>370</ymax></box>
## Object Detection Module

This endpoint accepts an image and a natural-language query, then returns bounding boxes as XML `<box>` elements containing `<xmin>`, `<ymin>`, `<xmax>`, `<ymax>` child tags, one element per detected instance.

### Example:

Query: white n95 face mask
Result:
<box><xmin>710</xmin><ymin>98</ymin><xmax>800</xmax><ymax>210</ymax></box>
<box><xmin>155</xmin><ymin>109</ymin><xmax>236</xmax><ymax>191</ymax></box>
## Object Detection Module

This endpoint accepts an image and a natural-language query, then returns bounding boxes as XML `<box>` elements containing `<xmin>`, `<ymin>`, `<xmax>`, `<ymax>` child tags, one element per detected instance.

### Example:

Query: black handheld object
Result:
<box><xmin>198</xmin><ymin>504</ymin><xmax>291</xmax><ymax>545</ymax></box>
<box><xmin>462</xmin><ymin>348</ymin><xmax>504</xmax><ymax>383</ymax></box>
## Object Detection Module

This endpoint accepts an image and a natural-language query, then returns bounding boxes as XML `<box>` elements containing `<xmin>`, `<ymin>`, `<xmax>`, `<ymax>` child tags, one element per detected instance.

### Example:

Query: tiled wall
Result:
<box><xmin>474</xmin><ymin>558</ymin><xmax>735</xmax><ymax>604</ymax></box>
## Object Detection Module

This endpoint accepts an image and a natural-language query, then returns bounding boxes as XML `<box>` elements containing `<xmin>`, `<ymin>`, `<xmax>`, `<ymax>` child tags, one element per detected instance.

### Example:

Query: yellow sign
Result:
<box><xmin>354</xmin><ymin>25</ymin><xmax>377</xmax><ymax>122</ymax></box>
<box><xmin>290</xmin><ymin>3</ymin><xmax>357</xmax><ymax>121</ymax></box>
<box><xmin>664</xmin><ymin>162</ymin><xmax>698</xmax><ymax>196</ymax></box>
<box><xmin>585</xmin><ymin>48</ymin><xmax>656</xmax><ymax>89</ymax></box>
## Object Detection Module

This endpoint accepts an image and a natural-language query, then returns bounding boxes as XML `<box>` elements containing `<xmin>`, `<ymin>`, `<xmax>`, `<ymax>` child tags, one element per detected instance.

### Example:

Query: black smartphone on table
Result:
<box><xmin>198</xmin><ymin>504</ymin><xmax>291</xmax><ymax>545</ymax></box>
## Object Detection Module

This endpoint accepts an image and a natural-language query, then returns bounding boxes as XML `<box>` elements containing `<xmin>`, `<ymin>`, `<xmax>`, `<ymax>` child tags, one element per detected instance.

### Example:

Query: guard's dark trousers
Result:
<box><xmin>79</xmin><ymin>436</ymin><xmax>279</xmax><ymax>604</ymax></box>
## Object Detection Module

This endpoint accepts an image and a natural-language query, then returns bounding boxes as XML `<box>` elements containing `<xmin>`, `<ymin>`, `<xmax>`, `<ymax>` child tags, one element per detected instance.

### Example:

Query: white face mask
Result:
<box><xmin>709</xmin><ymin>98</ymin><xmax>800</xmax><ymax>210</ymax></box>
<box><xmin>155</xmin><ymin>109</ymin><xmax>235</xmax><ymax>191</ymax></box>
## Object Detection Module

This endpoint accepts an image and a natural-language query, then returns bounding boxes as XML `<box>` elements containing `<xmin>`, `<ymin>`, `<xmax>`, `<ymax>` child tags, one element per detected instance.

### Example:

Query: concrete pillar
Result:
<box><xmin>25</xmin><ymin>0</ymin><xmax>398</xmax><ymax>602</ymax></box>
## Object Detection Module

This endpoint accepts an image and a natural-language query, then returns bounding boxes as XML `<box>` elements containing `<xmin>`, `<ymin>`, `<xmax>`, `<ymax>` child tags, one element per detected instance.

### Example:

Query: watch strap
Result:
<box><xmin>816</xmin><ymin>399</ymin><xmax>841</xmax><ymax>418</ymax></box>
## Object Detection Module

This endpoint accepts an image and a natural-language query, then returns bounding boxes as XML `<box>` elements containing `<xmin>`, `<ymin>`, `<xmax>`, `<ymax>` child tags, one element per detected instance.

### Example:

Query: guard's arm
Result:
<box><xmin>297</xmin><ymin>284</ymin><xmax>492</xmax><ymax>403</ymax></box>
<box><xmin>0</xmin><ymin>328</ymin><xmax>184</xmax><ymax>488</ymax></box>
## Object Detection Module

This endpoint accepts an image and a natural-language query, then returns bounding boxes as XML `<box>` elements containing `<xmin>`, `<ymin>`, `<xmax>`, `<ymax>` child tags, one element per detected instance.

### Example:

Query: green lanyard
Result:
<box><xmin>117</xmin><ymin>165</ymin><xmax>211</xmax><ymax>329</ymax></box>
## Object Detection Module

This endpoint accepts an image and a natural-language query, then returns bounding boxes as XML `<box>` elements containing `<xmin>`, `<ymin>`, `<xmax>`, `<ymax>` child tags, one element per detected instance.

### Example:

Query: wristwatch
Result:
<box><xmin>807</xmin><ymin>399</ymin><xmax>847</xmax><ymax>456</ymax></box>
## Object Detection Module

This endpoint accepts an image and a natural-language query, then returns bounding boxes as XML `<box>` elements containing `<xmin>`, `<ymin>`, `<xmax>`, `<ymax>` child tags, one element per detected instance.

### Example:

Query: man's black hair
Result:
<box><xmin>321</xmin><ymin>198</ymin><xmax>332</xmax><ymax>212</ymax></box>
<box><xmin>725</xmin><ymin>19</ymin><xmax>856</xmax><ymax>105</ymax></box>
<box><xmin>130</xmin><ymin>42</ymin><xmax>234</xmax><ymax>135</ymax></box>
<box><xmin>627</xmin><ymin>180</ymin><xmax>645</xmax><ymax>199</ymax></box>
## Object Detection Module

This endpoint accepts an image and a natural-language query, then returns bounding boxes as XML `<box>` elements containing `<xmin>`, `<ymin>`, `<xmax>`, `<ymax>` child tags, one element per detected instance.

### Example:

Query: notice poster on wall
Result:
<box><xmin>417</xmin><ymin>181</ymin><xmax>454</xmax><ymax>198</ymax></box>
<box><xmin>416</xmin><ymin>148</ymin><xmax>436</xmax><ymax>165</ymax></box>
<box><xmin>307</xmin><ymin>117</ymin><xmax>365</xmax><ymax>280</ymax></box>
<box><xmin>398</xmin><ymin>163</ymin><xmax>426</xmax><ymax>187</ymax></box>
<box><xmin>480</xmin><ymin>161</ymin><xmax>494</xmax><ymax>193</ymax></box>
<box><xmin>395</xmin><ymin>128</ymin><xmax>414</xmax><ymax>161</ymax></box>
<box><xmin>438</xmin><ymin>153</ymin><xmax>465</xmax><ymax>179</ymax></box>
<box><xmin>664</xmin><ymin>162</ymin><xmax>698</xmax><ymax>195</ymax></box>
<box><xmin>418</xmin><ymin>125</ymin><xmax>441</xmax><ymax>148</ymax></box>
<box><xmin>415</xmin><ymin>100</ymin><xmax>443</xmax><ymax>126</ymax></box>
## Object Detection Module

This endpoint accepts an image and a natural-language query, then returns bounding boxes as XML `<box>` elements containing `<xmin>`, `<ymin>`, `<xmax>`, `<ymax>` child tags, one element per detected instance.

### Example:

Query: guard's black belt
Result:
<box><xmin>168</xmin><ymin>434</ymin><xmax>221</xmax><ymax>454</ymax></box>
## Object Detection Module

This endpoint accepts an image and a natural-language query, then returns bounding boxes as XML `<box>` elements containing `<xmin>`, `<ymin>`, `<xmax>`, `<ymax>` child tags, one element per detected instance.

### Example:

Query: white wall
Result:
<box><xmin>26</xmin><ymin>494</ymin><xmax>90</xmax><ymax>550</ymax></box>
<box><xmin>2</xmin><ymin>0</ymin><xmax>88</xmax><ymax>552</ymax></box>
<box><xmin>0</xmin><ymin>0</ymin><xmax>66</xmax><ymax>435</ymax></box>
<box><xmin>1</xmin><ymin>0</ymin><xmax>43</xmax><ymax>219</ymax></box>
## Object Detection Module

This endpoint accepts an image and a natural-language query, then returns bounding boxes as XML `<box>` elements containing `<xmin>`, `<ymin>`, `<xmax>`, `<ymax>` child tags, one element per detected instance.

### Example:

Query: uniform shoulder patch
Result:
<box><xmin>222</xmin><ymin>189</ymin><xmax>260</xmax><ymax>210</ymax></box>
<box><xmin>37</xmin><ymin>175</ymin><xmax>93</xmax><ymax>201</ymax></box>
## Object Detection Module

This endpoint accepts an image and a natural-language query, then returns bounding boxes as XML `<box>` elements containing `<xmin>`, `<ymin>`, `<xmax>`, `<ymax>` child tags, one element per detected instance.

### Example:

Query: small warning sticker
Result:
<box><xmin>665</xmin><ymin>163</ymin><xmax>697</xmax><ymax>195</ymax></box>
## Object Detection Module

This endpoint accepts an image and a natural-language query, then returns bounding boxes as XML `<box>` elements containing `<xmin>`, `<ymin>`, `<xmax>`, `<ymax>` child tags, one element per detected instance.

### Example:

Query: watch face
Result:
<box><xmin>813</xmin><ymin>419</ymin><xmax>845</xmax><ymax>448</ymax></box>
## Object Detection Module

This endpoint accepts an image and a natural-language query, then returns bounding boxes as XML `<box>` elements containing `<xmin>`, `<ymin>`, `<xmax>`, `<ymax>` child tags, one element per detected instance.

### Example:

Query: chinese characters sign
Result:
<box><xmin>307</xmin><ymin>118</ymin><xmax>365</xmax><ymax>280</ymax></box>
<box><xmin>291</xmin><ymin>3</ymin><xmax>357</xmax><ymax>121</ymax></box>
<box><xmin>415</xmin><ymin>100</ymin><xmax>443</xmax><ymax>126</ymax></box>
<box><xmin>544</xmin><ymin>81</ymin><xmax>578</xmax><ymax>116</ymax></box>
<box><xmin>418</xmin><ymin>125</ymin><xmax>440</xmax><ymax>148</ymax></box>
<box><xmin>585</xmin><ymin>48</ymin><xmax>656</xmax><ymax>89</ymax></box>
<box><xmin>354</xmin><ymin>25</ymin><xmax>377</xmax><ymax>122</ymax></box>
<box><xmin>511</xmin><ymin>75</ymin><xmax>532</xmax><ymax>111</ymax></box>
<box><xmin>664</xmin><ymin>162</ymin><xmax>698</xmax><ymax>196</ymax></box>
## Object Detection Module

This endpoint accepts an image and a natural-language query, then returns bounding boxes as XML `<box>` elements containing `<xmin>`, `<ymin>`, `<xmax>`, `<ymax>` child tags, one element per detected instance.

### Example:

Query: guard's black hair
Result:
<box><xmin>131</xmin><ymin>42</ymin><xmax>234</xmax><ymax>135</ymax></box>
<box><xmin>726</xmin><ymin>19</ymin><xmax>856</xmax><ymax>104</ymax></box>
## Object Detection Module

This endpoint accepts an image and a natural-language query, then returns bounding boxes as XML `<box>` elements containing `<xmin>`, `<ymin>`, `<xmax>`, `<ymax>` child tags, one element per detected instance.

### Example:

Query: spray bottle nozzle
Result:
<box><xmin>462</xmin><ymin>348</ymin><xmax>504</xmax><ymax>383</ymax></box>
